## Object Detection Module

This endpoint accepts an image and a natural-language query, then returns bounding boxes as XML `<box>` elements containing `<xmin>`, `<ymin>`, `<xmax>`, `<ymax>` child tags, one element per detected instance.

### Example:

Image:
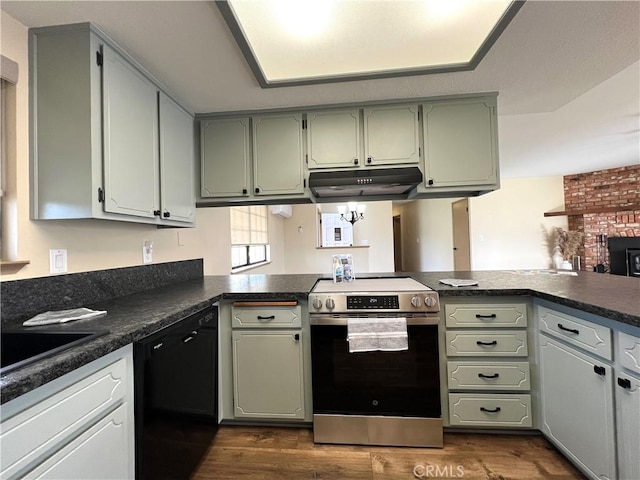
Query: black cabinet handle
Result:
<box><xmin>255</xmin><ymin>187</ymin><xmax>260</xmax><ymax>194</ymax></box>
<box><xmin>294</xmin><ymin>333</ymin><xmax>300</xmax><ymax>341</ymax></box>
<box><xmin>478</xmin><ymin>373</ymin><xmax>500</xmax><ymax>379</ymax></box>
<box><xmin>163</xmin><ymin>211</ymin><xmax>170</xmax><ymax>218</ymax></box>
<box><xmin>257</xmin><ymin>315</ymin><xmax>275</xmax><ymax>321</ymax></box>
<box><xmin>594</xmin><ymin>365</ymin><xmax>606</xmax><ymax>376</ymax></box>
<box><xmin>153</xmin><ymin>210</ymin><xmax>161</xmax><ymax>216</ymax></box>
<box><xmin>558</xmin><ymin>323</ymin><xmax>579</xmax><ymax>335</ymax></box>
<box><xmin>428</xmin><ymin>179</ymin><xmax>434</xmax><ymax>185</ymax></box>
<box><xmin>480</xmin><ymin>407</ymin><xmax>501</xmax><ymax>413</ymax></box>
<box><xmin>353</xmin><ymin>158</ymin><xmax>359</xmax><ymax>165</ymax></box>
<box><xmin>242</xmin><ymin>188</ymin><xmax>248</xmax><ymax>195</ymax></box>
<box><xmin>618</xmin><ymin>377</ymin><xmax>632</xmax><ymax>389</ymax></box>
<box><xmin>367</xmin><ymin>157</ymin><xmax>372</xmax><ymax>164</ymax></box>
<box><xmin>182</xmin><ymin>330</ymin><xmax>198</xmax><ymax>343</ymax></box>
<box><xmin>476</xmin><ymin>314</ymin><xmax>497</xmax><ymax>319</ymax></box>
<box><xmin>476</xmin><ymin>340</ymin><xmax>497</xmax><ymax>346</ymax></box>
<box><xmin>152</xmin><ymin>342</ymin><xmax>164</xmax><ymax>350</ymax></box>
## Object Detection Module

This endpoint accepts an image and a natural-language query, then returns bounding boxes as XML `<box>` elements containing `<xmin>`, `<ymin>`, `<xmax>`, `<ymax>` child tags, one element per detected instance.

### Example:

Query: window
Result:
<box><xmin>320</xmin><ymin>213</ymin><xmax>353</xmax><ymax>247</ymax></box>
<box><xmin>230</xmin><ymin>205</ymin><xmax>269</xmax><ymax>270</ymax></box>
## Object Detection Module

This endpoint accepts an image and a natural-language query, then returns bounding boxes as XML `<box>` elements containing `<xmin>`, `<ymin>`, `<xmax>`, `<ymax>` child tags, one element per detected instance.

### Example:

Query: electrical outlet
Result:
<box><xmin>143</xmin><ymin>241</ymin><xmax>153</xmax><ymax>264</ymax></box>
<box><xmin>50</xmin><ymin>249</ymin><xmax>68</xmax><ymax>274</ymax></box>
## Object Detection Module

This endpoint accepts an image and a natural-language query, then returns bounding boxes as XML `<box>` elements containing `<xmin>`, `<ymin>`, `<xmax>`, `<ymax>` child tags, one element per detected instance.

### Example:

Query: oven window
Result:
<box><xmin>311</xmin><ymin>324</ymin><xmax>440</xmax><ymax>417</ymax></box>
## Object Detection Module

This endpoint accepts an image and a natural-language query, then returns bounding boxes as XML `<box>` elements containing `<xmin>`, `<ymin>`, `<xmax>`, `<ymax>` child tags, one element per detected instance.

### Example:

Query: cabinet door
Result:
<box><xmin>363</xmin><ymin>105</ymin><xmax>420</xmax><ymax>165</ymax></box>
<box><xmin>201</xmin><ymin>117</ymin><xmax>251</xmax><ymax>197</ymax></box>
<box><xmin>26</xmin><ymin>404</ymin><xmax>132</xmax><ymax>480</ymax></box>
<box><xmin>616</xmin><ymin>373</ymin><xmax>640</xmax><ymax>480</ymax></box>
<box><xmin>307</xmin><ymin>109</ymin><xmax>361</xmax><ymax>169</ymax></box>
<box><xmin>422</xmin><ymin>97</ymin><xmax>498</xmax><ymax>187</ymax></box>
<box><xmin>159</xmin><ymin>92</ymin><xmax>195</xmax><ymax>223</ymax></box>
<box><xmin>102</xmin><ymin>44</ymin><xmax>159</xmax><ymax>218</ymax></box>
<box><xmin>253</xmin><ymin>114</ymin><xmax>304</xmax><ymax>195</ymax></box>
<box><xmin>232</xmin><ymin>330</ymin><xmax>305</xmax><ymax>419</ymax></box>
<box><xmin>538</xmin><ymin>334</ymin><xmax>616</xmax><ymax>480</ymax></box>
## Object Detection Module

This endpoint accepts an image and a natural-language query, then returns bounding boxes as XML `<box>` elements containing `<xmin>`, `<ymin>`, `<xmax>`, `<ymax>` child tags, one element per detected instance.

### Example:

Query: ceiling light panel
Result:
<box><xmin>226</xmin><ymin>0</ymin><xmax>514</xmax><ymax>83</ymax></box>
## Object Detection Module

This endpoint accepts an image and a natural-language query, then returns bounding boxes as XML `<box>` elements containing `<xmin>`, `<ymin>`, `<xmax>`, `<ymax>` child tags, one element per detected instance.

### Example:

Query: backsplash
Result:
<box><xmin>1</xmin><ymin>259</ymin><xmax>203</xmax><ymax>325</ymax></box>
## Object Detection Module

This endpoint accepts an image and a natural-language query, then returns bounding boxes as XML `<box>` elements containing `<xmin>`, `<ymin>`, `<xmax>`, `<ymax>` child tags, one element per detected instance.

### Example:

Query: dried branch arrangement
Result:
<box><xmin>553</xmin><ymin>227</ymin><xmax>584</xmax><ymax>259</ymax></box>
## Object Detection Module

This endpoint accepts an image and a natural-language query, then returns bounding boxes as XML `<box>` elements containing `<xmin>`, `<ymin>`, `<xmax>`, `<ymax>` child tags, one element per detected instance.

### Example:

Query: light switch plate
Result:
<box><xmin>50</xmin><ymin>249</ymin><xmax>68</xmax><ymax>274</ymax></box>
<box><xmin>143</xmin><ymin>240</ymin><xmax>153</xmax><ymax>264</ymax></box>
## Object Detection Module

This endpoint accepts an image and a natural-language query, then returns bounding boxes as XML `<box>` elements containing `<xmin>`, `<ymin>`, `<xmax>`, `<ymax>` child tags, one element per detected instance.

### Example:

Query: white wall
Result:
<box><xmin>394</xmin><ymin>177</ymin><xmax>568</xmax><ymax>271</ymax></box>
<box><xmin>282</xmin><ymin>202</ymin><xmax>395</xmax><ymax>274</ymax></box>
<box><xmin>394</xmin><ymin>198</ymin><xmax>457</xmax><ymax>271</ymax></box>
<box><xmin>469</xmin><ymin>176</ymin><xmax>567</xmax><ymax>270</ymax></box>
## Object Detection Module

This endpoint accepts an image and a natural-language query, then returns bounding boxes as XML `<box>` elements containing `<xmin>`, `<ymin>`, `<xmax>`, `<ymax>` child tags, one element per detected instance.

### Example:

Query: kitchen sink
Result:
<box><xmin>0</xmin><ymin>330</ymin><xmax>108</xmax><ymax>375</ymax></box>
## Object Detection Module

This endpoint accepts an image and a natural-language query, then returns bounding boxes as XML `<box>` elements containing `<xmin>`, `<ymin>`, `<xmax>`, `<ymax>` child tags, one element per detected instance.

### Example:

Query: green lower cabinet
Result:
<box><xmin>232</xmin><ymin>330</ymin><xmax>305</xmax><ymax>420</ymax></box>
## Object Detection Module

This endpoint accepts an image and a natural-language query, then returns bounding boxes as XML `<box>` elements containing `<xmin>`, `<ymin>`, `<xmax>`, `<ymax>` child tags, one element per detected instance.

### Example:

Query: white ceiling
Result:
<box><xmin>1</xmin><ymin>0</ymin><xmax>639</xmax><ymax>178</ymax></box>
<box><xmin>226</xmin><ymin>0</ymin><xmax>513</xmax><ymax>81</ymax></box>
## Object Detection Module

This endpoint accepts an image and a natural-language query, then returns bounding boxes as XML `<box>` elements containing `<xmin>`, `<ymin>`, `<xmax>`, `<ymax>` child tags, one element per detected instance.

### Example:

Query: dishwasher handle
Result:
<box><xmin>182</xmin><ymin>330</ymin><xmax>199</xmax><ymax>343</ymax></box>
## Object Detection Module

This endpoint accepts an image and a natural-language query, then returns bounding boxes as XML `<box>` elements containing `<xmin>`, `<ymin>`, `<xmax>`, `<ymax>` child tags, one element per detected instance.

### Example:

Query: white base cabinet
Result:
<box><xmin>616</xmin><ymin>331</ymin><xmax>640</xmax><ymax>480</ymax></box>
<box><xmin>443</xmin><ymin>300</ymin><xmax>533</xmax><ymax>430</ymax></box>
<box><xmin>232</xmin><ymin>330</ymin><xmax>305</xmax><ymax>419</ymax></box>
<box><xmin>0</xmin><ymin>345</ymin><xmax>134</xmax><ymax>480</ymax></box>
<box><xmin>219</xmin><ymin>301</ymin><xmax>312</xmax><ymax>423</ymax></box>
<box><xmin>538</xmin><ymin>334</ymin><xmax>616</xmax><ymax>480</ymax></box>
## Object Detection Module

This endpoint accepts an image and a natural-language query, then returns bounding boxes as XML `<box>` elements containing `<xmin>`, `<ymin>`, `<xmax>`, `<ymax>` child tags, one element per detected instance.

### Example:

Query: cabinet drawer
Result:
<box><xmin>538</xmin><ymin>306</ymin><xmax>612</xmax><ymax>360</ymax></box>
<box><xmin>447</xmin><ymin>361</ymin><xmax>531</xmax><ymax>391</ymax></box>
<box><xmin>1</xmin><ymin>357</ymin><xmax>128</xmax><ymax>479</ymax></box>
<box><xmin>24</xmin><ymin>403</ymin><xmax>131</xmax><ymax>480</ymax></box>
<box><xmin>232</xmin><ymin>304</ymin><xmax>301</xmax><ymax>328</ymax></box>
<box><xmin>449</xmin><ymin>394</ymin><xmax>532</xmax><ymax>427</ymax></box>
<box><xmin>446</xmin><ymin>330</ymin><xmax>528</xmax><ymax>357</ymax></box>
<box><xmin>618</xmin><ymin>331</ymin><xmax>640</xmax><ymax>375</ymax></box>
<box><xmin>445</xmin><ymin>303</ymin><xmax>527</xmax><ymax>328</ymax></box>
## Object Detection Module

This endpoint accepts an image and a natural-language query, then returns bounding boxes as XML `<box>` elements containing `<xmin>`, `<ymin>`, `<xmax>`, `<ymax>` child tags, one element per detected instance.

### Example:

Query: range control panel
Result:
<box><xmin>347</xmin><ymin>295</ymin><xmax>399</xmax><ymax>310</ymax></box>
<box><xmin>309</xmin><ymin>291</ymin><xmax>440</xmax><ymax>314</ymax></box>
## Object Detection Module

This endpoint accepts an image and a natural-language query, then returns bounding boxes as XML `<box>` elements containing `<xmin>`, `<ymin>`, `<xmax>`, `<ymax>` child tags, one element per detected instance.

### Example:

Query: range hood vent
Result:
<box><xmin>309</xmin><ymin>167</ymin><xmax>423</xmax><ymax>199</ymax></box>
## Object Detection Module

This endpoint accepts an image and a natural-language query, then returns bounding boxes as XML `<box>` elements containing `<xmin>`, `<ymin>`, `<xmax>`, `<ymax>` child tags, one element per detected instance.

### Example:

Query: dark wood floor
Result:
<box><xmin>144</xmin><ymin>420</ymin><xmax>586</xmax><ymax>479</ymax></box>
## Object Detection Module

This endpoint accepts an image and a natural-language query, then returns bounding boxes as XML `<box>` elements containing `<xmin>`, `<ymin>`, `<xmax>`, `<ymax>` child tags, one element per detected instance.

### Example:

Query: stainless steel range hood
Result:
<box><xmin>308</xmin><ymin>167</ymin><xmax>423</xmax><ymax>199</ymax></box>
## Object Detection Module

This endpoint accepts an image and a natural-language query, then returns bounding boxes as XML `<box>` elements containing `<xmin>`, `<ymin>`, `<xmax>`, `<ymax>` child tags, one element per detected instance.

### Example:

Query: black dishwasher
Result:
<box><xmin>134</xmin><ymin>305</ymin><xmax>218</xmax><ymax>480</ymax></box>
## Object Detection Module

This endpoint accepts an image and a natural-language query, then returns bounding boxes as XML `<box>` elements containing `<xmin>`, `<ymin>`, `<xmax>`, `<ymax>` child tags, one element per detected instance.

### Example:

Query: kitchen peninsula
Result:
<box><xmin>2</xmin><ymin>263</ymin><xmax>638</xmax><ymax>403</ymax></box>
<box><xmin>2</xmin><ymin>261</ymin><xmax>639</xmax><ymax>479</ymax></box>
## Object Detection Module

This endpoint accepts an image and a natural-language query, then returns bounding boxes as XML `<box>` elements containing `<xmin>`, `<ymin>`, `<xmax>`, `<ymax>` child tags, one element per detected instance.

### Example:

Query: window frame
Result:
<box><xmin>230</xmin><ymin>205</ymin><xmax>270</xmax><ymax>271</ymax></box>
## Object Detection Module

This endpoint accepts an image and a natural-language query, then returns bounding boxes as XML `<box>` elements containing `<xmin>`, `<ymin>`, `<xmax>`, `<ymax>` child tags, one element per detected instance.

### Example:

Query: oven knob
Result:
<box><xmin>312</xmin><ymin>298</ymin><xmax>323</xmax><ymax>310</ymax></box>
<box><xmin>411</xmin><ymin>295</ymin><xmax>422</xmax><ymax>308</ymax></box>
<box><xmin>424</xmin><ymin>296</ymin><xmax>436</xmax><ymax>307</ymax></box>
<box><xmin>325</xmin><ymin>298</ymin><xmax>336</xmax><ymax>310</ymax></box>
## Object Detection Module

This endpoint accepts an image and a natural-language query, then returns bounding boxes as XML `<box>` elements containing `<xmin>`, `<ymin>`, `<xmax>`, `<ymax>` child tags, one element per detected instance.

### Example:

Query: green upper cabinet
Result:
<box><xmin>306</xmin><ymin>109</ymin><xmax>361</xmax><ymax>169</ymax></box>
<box><xmin>252</xmin><ymin>113</ymin><xmax>304</xmax><ymax>196</ymax></box>
<box><xmin>422</xmin><ymin>96</ymin><xmax>498</xmax><ymax>189</ymax></box>
<box><xmin>102</xmin><ymin>44</ymin><xmax>159</xmax><ymax>219</ymax></box>
<box><xmin>363</xmin><ymin>105</ymin><xmax>420</xmax><ymax>166</ymax></box>
<box><xmin>200</xmin><ymin>117</ymin><xmax>251</xmax><ymax>198</ymax></box>
<box><xmin>30</xmin><ymin>23</ymin><xmax>195</xmax><ymax>226</ymax></box>
<box><xmin>159</xmin><ymin>92</ymin><xmax>195</xmax><ymax>223</ymax></box>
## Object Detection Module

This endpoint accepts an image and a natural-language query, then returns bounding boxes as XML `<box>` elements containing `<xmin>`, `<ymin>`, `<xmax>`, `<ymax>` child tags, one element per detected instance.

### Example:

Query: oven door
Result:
<box><xmin>310</xmin><ymin>315</ymin><xmax>440</xmax><ymax>418</ymax></box>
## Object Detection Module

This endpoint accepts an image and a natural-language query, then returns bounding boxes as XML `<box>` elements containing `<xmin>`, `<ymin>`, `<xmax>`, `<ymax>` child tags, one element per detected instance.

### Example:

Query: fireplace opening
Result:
<box><xmin>608</xmin><ymin>237</ymin><xmax>640</xmax><ymax>277</ymax></box>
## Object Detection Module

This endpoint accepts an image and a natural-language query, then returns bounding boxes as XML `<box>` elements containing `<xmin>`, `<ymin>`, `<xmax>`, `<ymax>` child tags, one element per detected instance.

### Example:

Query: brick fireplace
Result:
<box><xmin>548</xmin><ymin>165</ymin><xmax>640</xmax><ymax>271</ymax></box>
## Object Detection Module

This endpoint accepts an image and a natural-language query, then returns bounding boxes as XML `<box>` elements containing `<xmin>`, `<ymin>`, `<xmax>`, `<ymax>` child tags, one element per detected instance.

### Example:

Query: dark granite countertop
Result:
<box><xmin>2</xmin><ymin>270</ymin><xmax>638</xmax><ymax>404</ymax></box>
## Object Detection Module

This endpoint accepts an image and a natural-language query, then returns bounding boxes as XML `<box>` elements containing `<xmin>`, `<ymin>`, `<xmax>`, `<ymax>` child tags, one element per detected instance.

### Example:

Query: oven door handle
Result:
<box><xmin>309</xmin><ymin>315</ymin><xmax>439</xmax><ymax>326</ymax></box>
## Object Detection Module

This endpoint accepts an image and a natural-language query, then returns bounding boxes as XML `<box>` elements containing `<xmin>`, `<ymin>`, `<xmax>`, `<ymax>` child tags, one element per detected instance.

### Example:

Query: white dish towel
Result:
<box><xmin>347</xmin><ymin>317</ymin><xmax>408</xmax><ymax>353</ymax></box>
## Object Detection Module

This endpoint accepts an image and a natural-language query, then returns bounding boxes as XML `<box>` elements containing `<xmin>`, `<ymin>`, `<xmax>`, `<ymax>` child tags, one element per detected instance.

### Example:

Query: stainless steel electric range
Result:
<box><xmin>308</xmin><ymin>277</ymin><xmax>442</xmax><ymax>448</ymax></box>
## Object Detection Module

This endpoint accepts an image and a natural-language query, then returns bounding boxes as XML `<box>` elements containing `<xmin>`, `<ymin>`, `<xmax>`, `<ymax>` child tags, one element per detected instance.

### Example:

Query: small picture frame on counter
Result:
<box><xmin>332</xmin><ymin>254</ymin><xmax>354</xmax><ymax>283</ymax></box>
